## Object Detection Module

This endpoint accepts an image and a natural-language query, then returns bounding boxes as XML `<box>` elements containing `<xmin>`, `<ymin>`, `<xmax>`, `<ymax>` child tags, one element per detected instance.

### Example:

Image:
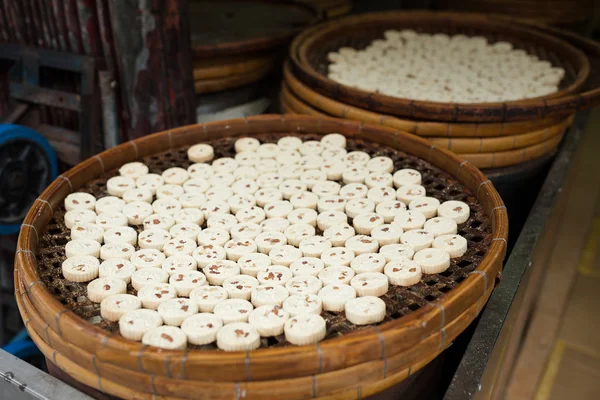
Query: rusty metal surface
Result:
<box><xmin>108</xmin><ymin>0</ymin><xmax>195</xmax><ymax>139</ymax></box>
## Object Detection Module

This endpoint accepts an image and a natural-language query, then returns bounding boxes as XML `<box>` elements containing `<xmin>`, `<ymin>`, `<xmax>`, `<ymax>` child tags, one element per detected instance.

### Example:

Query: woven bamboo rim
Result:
<box><xmin>193</xmin><ymin>54</ymin><xmax>277</xmax><ymax>80</ymax></box>
<box><xmin>459</xmin><ymin>130</ymin><xmax>565</xmax><ymax>169</ymax></box>
<box><xmin>191</xmin><ymin>0</ymin><xmax>321</xmax><ymax>58</ymax></box>
<box><xmin>281</xmin><ymin>84</ymin><xmax>572</xmax><ymax>154</ymax></box>
<box><xmin>280</xmin><ymin>90</ymin><xmax>569</xmax><ymax>169</ymax></box>
<box><xmin>16</xmin><ymin>268</ymin><xmax>488</xmax><ymax>399</ymax></box>
<box><xmin>194</xmin><ymin>67</ymin><xmax>273</xmax><ymax>94</ymax></box>
<box><xmin>14</xmin><ymin>115</ymin><xmax>507</xmax><ymax>399</ymax></box>
<box><xmin>282</xmin><ymin>63</ymin><xmax>566</xmax><ymax>138</ymax></box>
<box><xmin>289</xmin><ymin>11</ymin><xmax>591</xmax><ymax>122</ymax></box>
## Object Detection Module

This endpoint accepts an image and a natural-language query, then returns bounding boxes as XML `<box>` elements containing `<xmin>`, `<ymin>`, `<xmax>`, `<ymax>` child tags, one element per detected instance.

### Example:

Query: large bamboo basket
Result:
<box><xmin>289</xmin><ymin>11</ymin><xmax>591</xmax><ymax>122</ymax></box>
<box><xmin>15</xmin><ymin>115</ymin><xmax>507</xmax><ymax>399</ymax></box>
<box><xmin>190</xmin><ymin>0</ymin><xmax>321</xmax><ymax>58</ymax></box>
<box><xmin>280</xmin><ymin>79</ymin><xmax>573</xmax><ymax>168</ymax></box>
<box><xmin>282</xmin><ymin>63</ymin><xmax>569</xmax><ymax>138</ymax></box>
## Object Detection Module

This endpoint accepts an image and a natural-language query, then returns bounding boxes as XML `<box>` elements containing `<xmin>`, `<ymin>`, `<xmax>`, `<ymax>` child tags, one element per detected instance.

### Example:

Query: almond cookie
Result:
<box><xmin>353</xmin><ymin>212</ymin><xmax>385</xmax><ymax>235</ymax></box>
<box><xmin>130</xmin><ymin>248</ymin><xmax>166</xmax><ymax>270</ymax></box>
<box><xmin>93</xmin><ymin>212</ymin><xmax>128</xmax><ymax>231</ymax></box>
<box><xmin>95</xmin><ymin>196</ymin><xmax>126</xmax><ymax>215</ymax></box>
<box><xmin>299</xmin><ymin>170</ymin><xmax>326</xmax><ymax>190</ymax></box>
<box><xmin>318</xmin><ymin>266</ymin><xmax>355</xmax><ymax>286</ymax></box>
<box><xmin>284</xmin><ymin>224</ymin><xmax>317</xmax><ymax>248</ymax></box>
<box><xmin>290</xmin><ymin>257</ymin><xmax>325</xmax><ymax>277</ymax></box>
<box><xmin>251</xmin><ymin>285</ymin><xmax>289</xmax><ymax>307</ymax></box>
<box><xmin>137</xmin><ymin>283</ymin><xmax>177</xmax><ymax>310</ymax></box>
<box><xmin>284</xmin><ymin>314</ymin><xmax>326</xmax><ymax>345</ymax></box>
<box><xmin>393</xmin><ymin>210</ymin><xmax>426</xmax><ymax>231</ymax></box>
<box><xmin>158</xmin><ymin>298</ymin><xmax>198</xmax><ymax>326</ymax></box>
<box><xmin>205</xmin><ymin>185</ymin><xmax>234</xmax><ymax>203</ymax></box>
<box><xmin>321</xmin><ymin>159</ymin><xmax>345</xmax><ymax>180</ymax></box>
<box><xmin>365</xmin><ymin>172</ymin><xmax>394</xmax><ymax>189</ymax></box>
<box><xmin>178</xmin><ymin>193</ymin><xmax>208</xmax><ymax>210</ymax></box>
<box><xmin>131</xmin><ymin>268</ymin><xmax>169</xmax><ymax>291</ymax></box>
<box><xmin>213</xmin><ymin>299</ymin><xmax>254</xmax><ymax>324</ymax></box>
<box><xmin>318</xmin><ymin>282</ymin><xmax>359</xmax><ymax>311</ymax></box>
<box><xmin>235</xmin><ymin>137</ymin><xmax>260</xmax><ymax>153</ymax></box>
<box><xmin>224</xmin><ymin>239</ymin><xmax>258</xmax><ymax>261</ymax></box>
<box><xmin>170</xmin><ymin>222</ymin><xmax>202</xmax><ymax>240</ymax></box>
<box><xmin>138</xmin><ymin>228</ymin><xmax>171</xmax><ymax>251</ymax></box>
<box><xmin>123</xmin><ymin>201</ymin><xmax>154</xmax><ymax>224</ymax></box>
<box><xmin>279</xmin><ymin>165</ymin><xmax>304</xmax><ymax>180</ymax></box>
<box><xmin>192</xmin><ymin>244</ymin><xmax>226</xmax><ymax>268</ymax></box>
<box><xmin>223</xmin><ymin>275</ymin><xmax>260</xmax><ymax>300</ymax></box>
<box><xmin>216</xmin><ymin>322</ymin><xmax>260</xmax><ymax>351</ymax></box>
<box><xmin>384</xmin><ymin>259</ymin><xmax>422</xmax><ymax>286</ymax></box>
<box><xmin>401</xmin><ymin>229</ymin><xmax>434</xmax><ymax>251</ymax></box>
<box><xmin>393</xmin><ymin>169</ymin><xmax>422</xmax><ymax>188</ymax></box>
<box><xmin>62</xmin><ymin>255</ymin><xmax>100</xmax><ymax>282</ymax></box>
<box><xmin>396</xmin><ymin>184</ymin><xmax>427</xmax><ymax>205</ymax></box>
<box><xmin>181</xmin><ymin>313</ymin><xmax>223</xmax><ymax>345</ymax></box>
<box><xmin>345</xmin><ymin>296</ymin><xmax>386</xmax><ymax>325</ymax></box>
<box><xmin>370</xmin><ymin>224</ymin><xmax>403</xmax><ymax>246</ymax></box>
<box><xmin>339</xmin><ymin>183</ymin><xmax>369</xmax><ymax>201</ymax></box>
<box><xmin>161</xmin><ymin>254</ymin><xmax>198</xmax><ymax>275</ymax></box>
<box><xmin>344</xmin><ymin>151</ymin><xmax>370</xmax><ymax>167</ymax></box>
<box><xmin>432</xmin><ymin>234</ymin><xmax>468</xmax><ymax>258</ymax></box>
<box><xmin>321</xmin><ymin>133</ymin><xmax>346</xmax><ymax>149</ymax></box>
<box><xmin>87</xmin><ymin>277</ymin><xmax>127</xmax><ymax>303</ymax></box>
<box><xmin>279</xmin><ymin>179</ymin><xmax>307</xmax><ymax>200</ymax></box>
<box><xmin>106</xmin><ymin>176</ymin><xmax>136</xmax><ymax>197</ymax></box>
<box><xmin>321</xmin><ymin>247</ymin><xmax>355</xmax><ymax>267</ymax></box>
<box><xmin>200</xmin><ymin>200</ymin><xmax>230</xmax><ymax>219</ymax></box>
<box><xmin>321</xmin><ymin>147</ymin><xmax>347</xmax><ymax>162</ymax></box>
<box><xmin>350</xmin><ymin>272</ymin><xmax>389</xmax><ymax>297</ymax></box>
<box><xmin>156</xmin><ymin>184</ymin><xmax>185</xmax><ymax>199</ymax></box>
<box><xmin>269</xmin><ymin>244</ymin><xmax>303</xmax><ymax>266</ymax></box>
<box><xmin>183</xmin><ymin>178</ymin><xmax>210</xmax><ymax>194</ymax></box>
<box><xmin>119</xmin><ymin>161</ymin><xmax>149</xmax><ymax>178</ymax></box>
<box><xmin>230</xmin><ymin>223</ymin><xmax>262</xmax><ymax>241</ymax></box>
<box><xmin>143</xmin><ymin>213</ymin><xmax>175</xmax><ymax>231</ymax></box>
<box><xmin>260</xmin><ymin>218</ymin><xmax>291</xmax><ymax>233</ymax></box>
<box><xmin>277</xmin><ymin>136</ymin><xmax>303</xmax><ymax>151</ymax></box>
<box><xmin>376</xmin><ymin>200</ymin><xmax>407</xmax><ymax>223</ymax></box>
<box><xmin>287</xmin><ymin>208</ymin><xmax>318</xmax><ymax>227</ymax></box>
<box><xmin>257</xmin><ymin>265</ymin><xmax>294</xmax><ymax>285</ymax></box>
<box><xmin>188</xmin><ymin>143</ymin><xmax>214</xmax><ymax>163</ymax></box>
<box><xmin>169</xmin><ymin>270</ymin><xmax>207</xmax><ymax>296</ymax></box>
<box><xmin>264</xmin><ymin>200</ymin><xmax>294</xmax><ymax>219</ymax></box>
<box><xmin>318</xmin><ymin>195</ymin><xmax>346</xmax><ymax>213</ymax></box>
<box><xmin>350</xmin><ymin>253</ymin><xmax>387</xmax><ymax>274</ymax></box>
<box><xmin>207</xmin><ymin>213</ymin><xmax>238</xmax><ymax>231</ymax></box>
<box><xmin>197</xmin><ymin>228</ymin><xmax>230</xmax><ymax>247</ymax></box>
<box><xmin>100</xmin><ymin>243</ymin><xmax>135</xmax><ymax>261</ymax></box>
<box><xmin>345</xmin><ymin>235</ymin><xmax>379</xmax><ymax>255</ymax></box>
<box><xmin>190</xmin><ymin>286</ymin><xmax>229</xmax><ymax>312</ymax></box>
<box><xmin>317</xmin><ymin>210</ymin><xmax>347</xmax><ymax>231</ymax></box>
<box><xmin>142</xmin><ymin>326</ymin><xmax>187</xmax><ymax>350</ymax></box>
<box><xmin>227</xmin><ymin>194</ymin><xmax>257</xmax><ymax>214</ymax></box>
<box><xmin>119</xmin><ymin>309</ymin><xmax>163</xmax><ymax>341</ymax></box>
<box><xmin>135</xmin><ymin>174</ymin><xmax>164</xmax><ymax>195</ymax></box>
<box><xmin>283</xmin><ymin>294</ymin><xmax>322</xmax><ymax>316</ymax></box>
<box><xmin>163</xmin><ymin>237</ymin><xmax>197</xmax><ymax>257</ymax></box>
<box><xmin>235</xmin><ymin>205</ymin><xmax>266</xmax><ymax>224</ymax></box>
<box><xmin>255</xmin><ymin>231</ymin><xmax>288</xmax><ymax>254</ymax></box>
<box><xmin>379</xmin><ymin>243</ymin><xmax>415</xmax><ymax>263</ymax></box>
<box><xmin>65</xmin><ymin>239</ymin><xmax>101</xmax><ymax>258</ymax></box>
<box><xmin>290</xmin><ymin>191</ymin><xmax>319</xmax><ymax>210</ymax></box>
<box><xmin>65</xmin><ymin>209</ymin><xmax>97</xmax><ymax>230</ymax></box>
<box><xmin>285</xmin><ymin>275</ymin><xmax>322</xmax><ymax>296</ymax></box>
<box><xmin>203</xmin><ymin>260</ymin><xmax>240</xmax><ymax>285</ymax></box>
<box><xmin>255</xmin><ymin>187</ymin><xmax>283</xmax><ymax>207</ymax></box>
<box><xmin>188</xmin><ymin>163</ymin><xmax>214</xmax><ymax>180</ymax></box>
<box><xmin>237</xmin><ymin>253</ymin><xmax>272</xmax><ymax>277</ymax></box>
<box><xmin>212</xmin><ymin>157</ymin><xmax>238</xmax><ymax>173</ymax></box>
<box><xmin>101</xmin><ymin>294</ymin><xmax>142</xmax><ymax>322</ymax></box>
<box><xmin>71</xmin><ymin>223</ymin><xmax>104</xmax><ymax>243</ymax></box>
<box><xmin>99</xmin><ymin>258</ymin><xmax>136</xmax><ymax>283</ymax></box>
<box><xmin>323</xmin><ymin>224</ymin><xmax>355</xmax><ymax>247</ymax></box>
<box><xmin>413</xmin><ymin>248</ymin><xmax>451</xmax><ymax>274</ymax></box>
<box><xmin>437</xmin><ymin>200</ymin><xmax>470</xmax><ymax>224</ymax></box>
<box><xmin>123</xmin><ymin>188</ymin><xmax>153</xmax><ymax>204</ymax></box>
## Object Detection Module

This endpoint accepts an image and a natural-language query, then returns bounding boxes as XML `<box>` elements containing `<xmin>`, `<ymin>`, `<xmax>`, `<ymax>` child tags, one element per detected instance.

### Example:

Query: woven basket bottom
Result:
<box><xmin>35</xmin><ymin>133</ymin><xmax>492</xmax><ymax>350</ymax></box>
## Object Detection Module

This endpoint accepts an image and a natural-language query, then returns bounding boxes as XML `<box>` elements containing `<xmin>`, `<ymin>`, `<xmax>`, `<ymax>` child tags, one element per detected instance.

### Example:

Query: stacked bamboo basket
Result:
<box><xmin>303</xmin><ymin>0</ymin><xmax>353</xmax><ymax>18</ymax></box>
<box><xmin>15</xmin><ymin>115</ymin><xmax>508</xmax><ymax>399</ymax></box>
<box><xmin>190</xmin><ymin>0</ymin><xmax>321</xmax><ymax>95</ymax></box>
<box><xmin>281</xmin><ymin>11</ymin><xmax>600</xmax><ymax>170</ymax></box>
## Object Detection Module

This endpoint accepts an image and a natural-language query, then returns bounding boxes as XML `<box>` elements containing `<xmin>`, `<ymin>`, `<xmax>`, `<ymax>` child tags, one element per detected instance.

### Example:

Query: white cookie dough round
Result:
<box><xmin>190</xmin><ymin>285</ymin><xmax>229</xmax><ymax>312</ymax></box>
<box><xmin>62</xmin><ymin>255</ymin><xmax>100</xmax><ymax>282</ymax></box>
<box><xmin>169</xmin><ymin>270</ymin><xmax>207</xmax><ymax>297</ymax></box>
<box><xmin>216</xmin><ymin>322</ymin><xmax>260</xmax><ymax>351</ymax></box>
<box><xmin>131</xmin><ymin>267</ymin><xmax>169</xmax><ymax>291</ymax></box>
<box><xmin>283</xmin><ymin>294</ymin><xmax>322</xmax><ymax>316</ymax></box>
<box><xmin>65</xmin><ymin>239</ymin><xmax>101</xmax><ymax>258</ymax></box>
<box><xmin>100</xmin><ymin>243</ymin><xmax>135</xmax><ymax>261</ymax></box>
<box><xmin>101</xmin><ymin>294</ymin><xmax>142</xmax><ymax>322</ymax></box>
<box><xmin>318</xmin><ymin>283</ymin><xmax>357</xmax><ymax>312</ymax></box>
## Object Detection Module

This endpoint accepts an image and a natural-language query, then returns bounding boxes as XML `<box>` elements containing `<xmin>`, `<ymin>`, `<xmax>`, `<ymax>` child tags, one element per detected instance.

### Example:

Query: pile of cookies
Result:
<box><xmin>61</xmin><ymin>133</ymin><xmax>470</xmax><ymax>351</ymax></box>
<box><xmin>326</xmin><ymin>29</ymin><xmax>565</xmax><ymax>103</ymax></box>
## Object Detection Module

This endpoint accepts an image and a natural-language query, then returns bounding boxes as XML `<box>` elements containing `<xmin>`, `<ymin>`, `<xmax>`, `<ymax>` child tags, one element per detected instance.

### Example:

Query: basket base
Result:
<box><xmin>45</xmin><ymin>354</ymin><xmax>445</xmax><ymax>400</ymax></box>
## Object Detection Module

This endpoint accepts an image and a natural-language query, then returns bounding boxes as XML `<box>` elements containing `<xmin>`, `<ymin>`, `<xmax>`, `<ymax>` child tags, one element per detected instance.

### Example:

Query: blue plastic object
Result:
<box><xmin>0</xmin><ymin>124</ymin><xmax>58</xmax><ymax>235</ymax></box>
<box><xmin>2</xmin><ymin>328</ymin><xmax>41</xmax><ymax>359</ymax></box>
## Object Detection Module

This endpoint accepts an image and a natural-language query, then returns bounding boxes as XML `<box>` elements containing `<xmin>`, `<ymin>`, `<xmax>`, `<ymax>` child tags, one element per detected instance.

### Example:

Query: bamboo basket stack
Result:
<box><xmin>282</xmin><ymin>11</ymin><xmax>600</xmax><ymax>170</ymax></box>
<box><xmin>303</xmin><ymin>0</ymin><xmax>353</xmax><ymax>18</ymax></box>
<box><xmin>190</xmin><ymin>0</ymin><xmax>320</xmax><ymax>95</ymax></box>
<box><xmin>15</xmin><ymin>115</ymin><xmax>508</xmax><ymax>399</ymax></box>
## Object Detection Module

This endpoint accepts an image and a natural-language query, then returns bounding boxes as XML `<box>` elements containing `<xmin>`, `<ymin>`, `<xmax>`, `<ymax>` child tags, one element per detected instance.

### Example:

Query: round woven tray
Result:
<box><xmin>190</xmin><ymin>0</ymin><xmax>321</xmax><ymax>58</ymax></box>
<box><xmin>193</xmin><ymin>54</ymin><xmax>277</xmax><ymax>80</ymax></box>
<box><xmin>282</xmin><ymin>64</ymin><xmax>570</xmax><ymax>138</ymax></box>
<box><xmin>194</xmin><ymin>67</ymin><xmax>274</xmax><ymax>94</ymax></box>
<box><xmin>280</xmin><ymin>84</ymin><xmax>572</xmax><ymax>166</ymax></box>
<box><xmin>15</xmin><ymin>115</ymin><xmax>507</xmax><ymax>399</ymax></box>
<box><xmin>289</xmin><ymin>11</ymin><xmax>591</xmax><ymax>122</ymax></box>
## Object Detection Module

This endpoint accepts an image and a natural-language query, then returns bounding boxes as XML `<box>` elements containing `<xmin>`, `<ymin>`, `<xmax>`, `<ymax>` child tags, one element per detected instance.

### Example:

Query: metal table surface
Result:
<box><xmin>443</xmin><ymin>110</ymin><xmax>591</xmax><ymax>399</ymax></box>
